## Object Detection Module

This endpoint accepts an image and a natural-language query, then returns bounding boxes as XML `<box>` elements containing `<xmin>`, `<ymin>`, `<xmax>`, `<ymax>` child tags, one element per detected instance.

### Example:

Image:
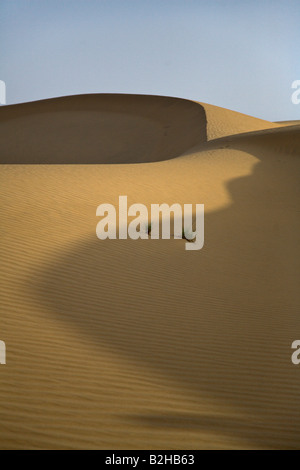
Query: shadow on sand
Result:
<box><xmin>32</xmin><ymin>128</ymin><xmax>300</xmax><ymax>448</ymax></box>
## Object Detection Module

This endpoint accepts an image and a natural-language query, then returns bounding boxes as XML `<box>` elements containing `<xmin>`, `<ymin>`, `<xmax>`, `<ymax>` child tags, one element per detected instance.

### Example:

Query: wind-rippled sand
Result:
<box><xmin>0</xmin><ymin>94</ymin><xmax>299</xmax><ymax>449</ymax></box>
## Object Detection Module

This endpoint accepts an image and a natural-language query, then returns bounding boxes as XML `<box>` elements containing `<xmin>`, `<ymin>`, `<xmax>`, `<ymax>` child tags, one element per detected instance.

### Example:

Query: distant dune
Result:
<box><xmin>0</xmin><ymin>94</ymin><xmax>299</xmax><ymax>449</ymax></box>
<box><xmin>276</xmin><ymin>120</ymin><xmax>300</xmax><ymax>126</ymax></box>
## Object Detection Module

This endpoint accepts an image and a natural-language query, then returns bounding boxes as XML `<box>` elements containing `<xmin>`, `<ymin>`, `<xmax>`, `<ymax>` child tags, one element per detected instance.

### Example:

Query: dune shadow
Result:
<box><xmin>0</xmin><ymin>94</ymin><xmax>207</xmax><ymax>164</ymax></box>
<box><xmin>125</xmin><ymin>412</ymin><xmax>298</xmax><ymax>449</ymax></box>
<box><xmin>31</xmin><ymin>138</ymin><xmax>300</xmax><ymax>448</ymax></box>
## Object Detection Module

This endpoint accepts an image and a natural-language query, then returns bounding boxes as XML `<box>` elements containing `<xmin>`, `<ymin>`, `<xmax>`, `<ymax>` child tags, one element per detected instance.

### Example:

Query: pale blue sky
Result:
<box><xmin>1</xmin><ymin>0</ymin><xmax>299</xmax><ymax>120</ymax></box>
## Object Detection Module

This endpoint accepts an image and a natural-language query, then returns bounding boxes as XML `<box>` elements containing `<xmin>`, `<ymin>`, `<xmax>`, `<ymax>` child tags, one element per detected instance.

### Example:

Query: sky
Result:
<box><xmin>1</xmin><ymin>0</ymin><xmax>299</xmax><ymax>121</ymax></box>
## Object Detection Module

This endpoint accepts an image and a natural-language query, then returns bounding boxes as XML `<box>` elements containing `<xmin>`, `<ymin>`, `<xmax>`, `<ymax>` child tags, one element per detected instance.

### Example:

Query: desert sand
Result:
<box><xmin>0</xmin><ymin>94</ymin><xmax>299</xmax><ymax>449</ymax></box>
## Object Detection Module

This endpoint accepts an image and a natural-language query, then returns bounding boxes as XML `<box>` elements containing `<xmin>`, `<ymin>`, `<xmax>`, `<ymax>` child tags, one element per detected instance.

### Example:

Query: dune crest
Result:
<box><xmin>0</xmin><ymin>94</ymin><xmax>207</xmax><ymax>164</ymax></box>
<box><xmin>1</xmin><ymin>94</ymin><xmax>293</xmax><ymax>165</ymax></box>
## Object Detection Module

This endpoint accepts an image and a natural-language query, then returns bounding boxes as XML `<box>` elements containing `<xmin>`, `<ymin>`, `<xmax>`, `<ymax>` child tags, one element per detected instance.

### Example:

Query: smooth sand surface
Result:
<box><xmin>0</xmin><ymin>94</ymin><xmax>299</xmax><ymax>449</ymax></box>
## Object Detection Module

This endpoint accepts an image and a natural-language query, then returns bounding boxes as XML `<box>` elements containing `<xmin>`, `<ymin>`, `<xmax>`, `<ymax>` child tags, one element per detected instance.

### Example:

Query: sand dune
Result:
<box><xmin>0</xmin><ymin>94</ymin><xmax>207</xmax><ymax>164</ymax></box>
<box><xmin>198</xmin><ymin>101</ymin><xmax>279</xmax><ymax>140</ymax></box>
<box><xmin>276</xmin><ymin>120</ymin><xmax>300</xmax><ymax>126</ymax></box>
<box><xmin>0</xmin><ymin>94</ymin><xmax>299</xmax><ymax>449</ymax></box>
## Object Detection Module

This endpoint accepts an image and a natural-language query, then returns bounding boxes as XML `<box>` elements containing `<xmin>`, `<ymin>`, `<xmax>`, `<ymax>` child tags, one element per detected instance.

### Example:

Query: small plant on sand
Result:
<box><xmin>182</xmin><ymin>227</ymin><xmax>196</xmax><ymax>243</ymax></box>
<box><xmin>145</xmin><ymin>222</ymin><xmax>152</xmax><ymax>235</ymax></box>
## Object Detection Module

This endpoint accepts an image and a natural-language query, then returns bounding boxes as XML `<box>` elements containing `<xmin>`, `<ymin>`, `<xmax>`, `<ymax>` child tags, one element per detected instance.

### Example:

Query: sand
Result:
<box><xmin>0</xmin><ymin>94</ymin><xmax>299</xmax><ymax>449</ymax></box>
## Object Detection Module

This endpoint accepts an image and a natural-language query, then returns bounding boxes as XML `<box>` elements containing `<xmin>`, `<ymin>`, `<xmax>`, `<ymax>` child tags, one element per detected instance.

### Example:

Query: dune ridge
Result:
<box><xmin>0</xmin><ymin>94</ymin><xmax>289</xmax><ymax>165</ymax></box>
<box><xmin>0</xmin><ymin>94</ymin><xmax>207</xmax><ymax>164</ymax></box>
